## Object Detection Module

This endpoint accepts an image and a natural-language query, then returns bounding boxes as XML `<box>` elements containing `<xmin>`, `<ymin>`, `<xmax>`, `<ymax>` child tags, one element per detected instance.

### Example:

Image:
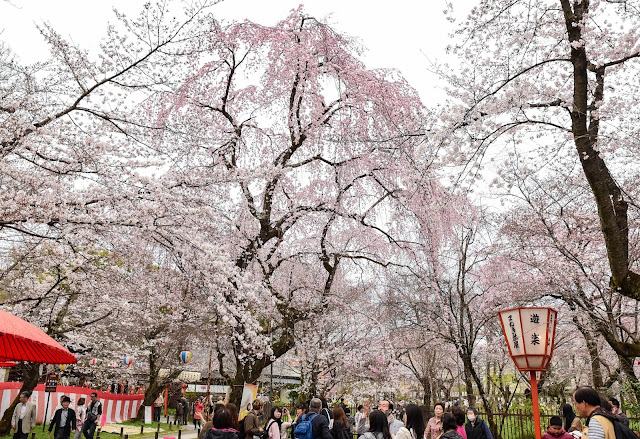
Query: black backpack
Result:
<box><xmin>613</xmin><ymin>420</ymin><xmax>640</xmax><ymax>439</ymax></box>
<box><xmin>592</xmin><ymin>415</ymin><xmax>639</xmax><ymax>439</ymax></box>
<box><xmin>260</xmin><ymin>420</ymin><xmax>276</xmax><ymax>439</ymax></box>
<box><xmin>238</xmin><ymin>417</ymin><xmax>247</xmax><ymax>438</ymax></box>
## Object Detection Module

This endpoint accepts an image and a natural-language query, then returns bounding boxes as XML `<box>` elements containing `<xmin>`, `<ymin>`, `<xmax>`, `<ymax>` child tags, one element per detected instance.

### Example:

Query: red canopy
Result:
<box><xmin>0</xmin><ymin>361</ymin><xmax>18</xmax><ymax>368</ymax></box>
<box><xmin>0</xmin><ymin>310</ymin><xmax>77</xmax><ymax>364</ymax></box>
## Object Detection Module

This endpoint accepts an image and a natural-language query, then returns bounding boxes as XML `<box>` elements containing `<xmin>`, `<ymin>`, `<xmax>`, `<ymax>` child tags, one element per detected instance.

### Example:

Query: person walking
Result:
<box><xmin>572</xmin><ymin>386</ymin><xmax>615</xmax><ymax>439</ymax></box>
<box><xmin>203</xmin><ymin>407</ymin><xmax>240</xmax><ymax>439</ymax></box>
<box><xmin>464</xmin><ymin>408</ymin><xmax>492</xmax><ymax>439</ymax></box>
<box><xmin>244</xmin><ymin>399</ymin><xmax>264</xmax><ymax>439</ymax></box>
<box><xmin>450</xmin><ymin>407</ymin><xmax>466</xmax><ymax>439</ymax></box>
<box><xmin>306</xmin><ymin>398</ymin><xmax>332</xmax><ymax>439</ymax></box>
<box><xmin>320</xmin><ymin>398</ymin><xmax>333</xmax><ymax>429</ymax></box>
<box><xmin>82</xmin><ymin>392</ymin><xmax>102</xmax><ymax>439</ymax></box>
<box><xmin>609</xmin><ymin>398</ymin><xmax>629</xmax><ymax>427</ymax></box>
<box><xmin>288</xmin><ymin>403</ymin><xmax>308</xmax><ymax>439</ymax></box>
<box><xmin>330</xmin><ymin>407</ymin><xmax>351</xmax><ymax>439</ymax></box>
<box><xmin>361</xmin><ymin>410</ymin><xmax>392</xmax><ymax>439</ymax></box>
<box><xmin>395</xmin><ymin>404</ymin><xmax>425</xmax><ymax>439</ymax></box>
<box><xmin>377</xmin><ymin>401</ymin><xmax>404</xmax><ymax>437</ymax></box>
<box><xmin>74</xmin><ymin>398</ymin><xmax>87</xmax><ymax>439</ymax></box>
<box><xmin>194</xmin><ymin>398</ymin><xmax>205</xmax><ymax>430</ymax></box>
<box><xmin>267</xmin><ymin>407</ymin><xmax>283</xmax><ymax>439</ymax></box>
<box><xmin>355</xmin><ymin>405</ymin><xmax>367</xmax><ymax>437</ymax></box>
<box><xmin>561</xmin><ymin>404</ymin><xmax>582</xmax><ymax>434</ymax></box>
<box><xmin>176</xmin><ymin>399</ymin><xmax>184</xmax><ymax>425</ymax></box>
<box><xmin>11</xmin><ymin>391</ymin><xmax>37</xmax><ymax>439</ymax></box>
<box><xmin>439</xmin><ymin>414</ymin><xmax>463</xmax><ymax>439</ymax></box>
<box><xmin>182</xmin><ymin>397</ymin><xmax>190</xmax><ymax>426</ymax></box>
<box><xmin>225</xmin><ymin>403</ymin><xmax>240</xmax><ymax>431</ymax></box>
<box><xmin>154</xmin><ymin>393</ymin><xmax>165</xmax><ymax>423</ymax></box>
<box><xmin>425</xmin><ymin>404</ymin><xmax>444</xmax><ymax>439</ymax></box>
<box><xmin>49</xmin><ymin>396</ymin><xmax>77</xmax><ymax>439</ymax></box>
<box><xmin>344</xmin><ymin>408</ymin><xmax>355</xmax><ymax>433</ymax></box>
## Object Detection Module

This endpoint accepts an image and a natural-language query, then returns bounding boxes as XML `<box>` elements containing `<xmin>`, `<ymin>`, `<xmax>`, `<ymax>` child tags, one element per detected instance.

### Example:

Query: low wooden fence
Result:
<box><xmin>270</xmin><ymin>407</ymin><xmax>640</xmax><ymax>439</ymax></box>
<box><xmin>478</xmin><ymin>411</ymin><xmax>640</xmax><ymax>439</ymax></box>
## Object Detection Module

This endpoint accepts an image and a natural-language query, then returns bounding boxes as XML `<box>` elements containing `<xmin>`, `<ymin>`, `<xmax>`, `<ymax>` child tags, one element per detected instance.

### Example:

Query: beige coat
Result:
<box><xmin>12</xmin><ymin>402</ymin><xmax>37</xmax><ymax>434</ymax></box>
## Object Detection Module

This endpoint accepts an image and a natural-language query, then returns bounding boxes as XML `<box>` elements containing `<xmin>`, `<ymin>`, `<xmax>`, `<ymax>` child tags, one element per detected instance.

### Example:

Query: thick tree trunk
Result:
<box><xmin>574</xmin><ymin>317</ymin><xmax>605</xmax><ymax>391</ymax></box>
<box><xmin>421</xmin><ymin>378</ymin><xmax>432</xmax><ymax>407</ymax></box>
<box><xmin>135</xmin><ymin>351</ymin><xmax>180</xmax><ymax>421</ymax></box>
<box><xmin>461</xmin><ymin>353</ymin><xmax>499</xmax><ymax>439</ymax></box>
<box><xmin>462</xmin><ymin>358</ymin><xmax>475</xmax><ymax>407</ymax></box>
<box><xmin>136</xmin><ymin>374</ymin><xmax>164</xmax><ymax>420</ymax></box>
<box><xmin>229</xmin><ymin>384</ymin><xmax>244</xmax><ymax>408</ymax></box>
<box><xmin>0</xmin><ymin>363</ymin><xmax>42</xmax><ymax>435</ymax></box>
<box><xmin>559</xmin><ymin>0</ymin><xmax>640</xmax><ymax>301</ymax></box>
<box><xmin>226</xmin><ymin>361</ymin><xmax>264</xmax><ymax>407</ymax></box>
<box><xmin>308</xmin><ymin>369</ymin><xmax>318</xmax><ymax>401</ymax></box>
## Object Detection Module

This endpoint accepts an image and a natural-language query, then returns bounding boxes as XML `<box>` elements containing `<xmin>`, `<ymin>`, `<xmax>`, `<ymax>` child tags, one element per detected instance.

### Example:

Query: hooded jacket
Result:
<box><xmin>541</xmin><ymin>427</ymin><xmax>574</xmax><ymax>439</ymax></box>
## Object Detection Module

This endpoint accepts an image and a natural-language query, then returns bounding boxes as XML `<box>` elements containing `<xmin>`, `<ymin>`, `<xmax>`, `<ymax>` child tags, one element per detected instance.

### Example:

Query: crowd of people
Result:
<box><xmin>189</xmin><ymin>386</ymin><xmax>637</xmax><ymax>439</ymax></box>
<box><xmin>10</xmin><ymin>391</ymin><xmax>102</xmax><ymax>439</ymax></box>
<box><xmin>190</xmin><ymin>396</ymin><xmax>496</xmax><ymax>439</ymax></box>
<box><xmin>9</xmin><ymin>385</ymin><xmax>636</xmax><ymax>439</ymax></box>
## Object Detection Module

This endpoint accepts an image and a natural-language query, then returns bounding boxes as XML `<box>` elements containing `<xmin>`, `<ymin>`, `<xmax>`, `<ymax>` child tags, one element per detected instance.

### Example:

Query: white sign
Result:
<box><xmin>145</xmin><ymin>406</ymin><xmax>152</xmax><ymax>425</ymax></box>
<box><xmin>157</xmin><ymin>369</ymin><xmax>202</xmax><ymax>381</ymax></box>
<box><xmin>186</xmin><ymin>384</ymin><xmax>229</xmax><ymax>393</ymax></box>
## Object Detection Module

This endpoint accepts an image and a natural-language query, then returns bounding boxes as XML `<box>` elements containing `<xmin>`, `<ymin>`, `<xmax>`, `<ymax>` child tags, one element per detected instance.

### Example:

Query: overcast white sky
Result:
<box><xmin>0</xmin><ymin>0</ymin><xmax>475</xmax><ymax>105</ymax></box>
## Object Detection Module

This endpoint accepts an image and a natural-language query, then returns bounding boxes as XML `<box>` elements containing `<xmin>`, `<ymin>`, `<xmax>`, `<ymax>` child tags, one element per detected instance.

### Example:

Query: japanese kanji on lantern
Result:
<box><xmin>498</xmin><ymin>306</ymin><xmax>558</xmax><ymax>439</ymax></box>
<box><xmin>498</xmin><ymin>307</ymin><xmax>557</xmax><ymax>371</ymax></box>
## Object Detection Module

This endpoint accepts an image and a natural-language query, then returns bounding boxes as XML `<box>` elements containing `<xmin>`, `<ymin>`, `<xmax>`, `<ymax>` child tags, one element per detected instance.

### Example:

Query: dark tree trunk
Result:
<box><xmin>421</xmin><ymin>378</ymin><xmax>432</xmax><ymax>407</ymax></box>
<box><xmin>574</xmin><ymin>317</ymin><xmax>605</xmax><ymax>392</ymax></box>
<box><xmin>226</xmin><ymin>361</ymin><xmax>264</xmax><ymax>407</ymax></box>
<box><xmin>461</xmin><ymin>353</ymin><xmax>499</xmax><ymax>439</ymax></box>
<box><xmin>0</xmin><ymin>363</ymin><xmax>41</xmax><ymax>435</ymax></box>
<box><xmin>462</xmin><ymin>359</ymin><xmax>476</xmax><ymax>407</ymax></box>
<box><xmin>558</xmin><ymin>0</ymin><xmax>640</xmax><ymax>302</ymax></box>
<box><xmin>135</xmin><ymin>350</ymin><xmax>181</xmax><ymax>421</ymax></box>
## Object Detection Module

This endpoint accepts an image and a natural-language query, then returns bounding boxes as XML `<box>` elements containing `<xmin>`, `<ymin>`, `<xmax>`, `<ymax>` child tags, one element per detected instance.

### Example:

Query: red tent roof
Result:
<box><xmin>0</xmin><ymin>361</ymin><xmax>18</xmax><ymax>368</ymax></box>
<box><xmin>0</xmin><ymin>310</ymin><xmax>77</xmax><ymax>364</ymax></box>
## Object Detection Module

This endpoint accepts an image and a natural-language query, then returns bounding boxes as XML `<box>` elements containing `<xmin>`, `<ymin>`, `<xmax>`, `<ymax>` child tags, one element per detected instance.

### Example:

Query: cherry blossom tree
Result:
<box><xmin>497</xmin><ymin>163</ymin><xmax>640</xmax><ymax>400</ymax></box>
<box><xmin>435</xmin><ymin>0</ymin><xmax>640</xmax><ymax>358</ymax></box>
<box><xmin>143</xmin><ymin>7</ymin><xmax>449</xmax><ymax>405</ymax></box>
<box><xmin>0</xmin><ymin>240</ymin><xmax>138</xmax><ymax>432</ymax></box>
<box><xmin>0</xmin><ymin>1</ymin><xmax>216</xmax><ymax>431</ymax></box>
<box><xmin>382</xmin><ymin>204</ymin><xmax>519</xmax><ymax>433</ymax></box>
<box><xmin>381</xmin><ymin>271</ymin><xmax>461</xmax><ymax>406</ymax></box>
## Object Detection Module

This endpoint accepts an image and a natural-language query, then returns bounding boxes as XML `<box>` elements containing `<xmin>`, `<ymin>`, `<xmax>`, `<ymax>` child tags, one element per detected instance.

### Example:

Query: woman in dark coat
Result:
<box><xmin>464</xmin><ymin>408</ymin><xmax>493</xmax><ymax>439</ymax></box>
<box><xmin>204</xmin><ymin>408</ymin><xmax>239</xmax><ymax>439</ymax></box>
<box><xmin>331</xmin><ymin>407</ymin><xmax>351</xmax><ymax>439</ymax></box>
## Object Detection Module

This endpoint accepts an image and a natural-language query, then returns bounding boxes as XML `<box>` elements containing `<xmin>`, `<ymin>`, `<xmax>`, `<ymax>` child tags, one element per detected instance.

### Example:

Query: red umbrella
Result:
<box><xmin>0</xmin><ymin>310</ymin><xmax>77</xmax><ymax>364</ymax></box>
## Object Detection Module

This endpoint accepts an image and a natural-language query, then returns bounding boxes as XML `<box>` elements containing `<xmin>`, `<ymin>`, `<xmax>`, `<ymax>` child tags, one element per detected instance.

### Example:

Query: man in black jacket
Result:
<box><xmin>309</xmin><ymin>398</ymin><xmax>332</xmax><ymax>439</ymax></box>
<box><xmin>49</xmin><ymin>396</ymin><xmax>77</xmax><ymax>439</ymax></box>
